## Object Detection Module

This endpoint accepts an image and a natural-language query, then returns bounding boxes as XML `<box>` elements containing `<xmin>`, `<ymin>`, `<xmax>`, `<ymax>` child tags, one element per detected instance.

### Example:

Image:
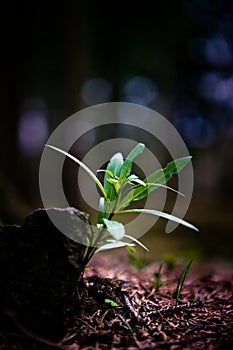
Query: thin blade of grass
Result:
<box><xmin>175</xmin><ymin>260</ymin><xmax>193</xmax><ymax>303</ymax></box>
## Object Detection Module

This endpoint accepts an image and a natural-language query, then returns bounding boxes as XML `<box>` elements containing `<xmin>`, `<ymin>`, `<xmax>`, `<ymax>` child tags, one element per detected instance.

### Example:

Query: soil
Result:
<box><xmin>0</xmin><ymin>253</ymin><xmax>232</xmax><ymax>350</ymax></box>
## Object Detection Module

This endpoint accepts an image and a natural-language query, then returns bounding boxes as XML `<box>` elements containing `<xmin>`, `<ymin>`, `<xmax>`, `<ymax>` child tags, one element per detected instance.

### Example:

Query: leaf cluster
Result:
<box><xmin>46</xmin><ymin>143</ymin><xmax>198</xmax><ymax>262</ymax></box>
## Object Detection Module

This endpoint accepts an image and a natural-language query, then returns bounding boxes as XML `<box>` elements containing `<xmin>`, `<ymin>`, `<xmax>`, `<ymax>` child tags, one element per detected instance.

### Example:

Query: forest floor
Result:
<box><xmin>0</xmin><ymin>253</ymin><xmax>232</xmax><ymax>350</ymax></box>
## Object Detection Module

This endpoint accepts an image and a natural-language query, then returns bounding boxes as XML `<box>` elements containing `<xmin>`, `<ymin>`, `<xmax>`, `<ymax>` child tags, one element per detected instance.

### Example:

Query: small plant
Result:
<box><xmin>104</xmin><ymin>298</ymin><xmax>118</xmax><ymax>307</ymax></box>
<box><xmin>175</xmin><ymin>260</ymin><xmax>193</xmax><ymax>304</ymax></box>
<box><xmin>46</xmin><ymin>143</ymin><xmax>198</xmax><ymax>267</ymax></box>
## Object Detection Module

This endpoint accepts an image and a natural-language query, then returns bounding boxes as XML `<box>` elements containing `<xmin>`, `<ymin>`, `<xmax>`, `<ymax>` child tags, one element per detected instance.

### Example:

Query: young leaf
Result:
<box><xmin>119</xmin><ymin>143</ymin><xmax>145</xmax><ymax>179</ymax></box>
<box><xmin>133</xmin><ymin>156</ymin><xmax>192</xmax><ymax>201</ymax></box>
<box><xmin>107</xmin><ymin>178</ymin><xmax>121</xmax><ymax>193</ymax></box>
<box><xmin>95</xmin><ymin>241</ymin><xmax>134</xmax><ymax>253</ymax></box>
<box><xmin>116</xmin><ymin>156</ymin><xmax>192</xmax><ymax>208</ymax></box>
<box><xmin>45</xmin><ymin>145</ymin><xmax>108</xmax><ymax>200</ymax></box>
<box><xmin>126</xmin><ymin>245</ymin><xmax>136</xmax><ymax>254</ymax></box>
<box><xmin>107</xmin><ymin>178</ymin><xmax>119</xmax><ymax>184</ymax></box>
<box><xmin>104</xmin><ymin>299</ymin><xmax>118</xmax><ymax>307</ymax></box>
<box><xmin>117</xmin><ymin>209</ymin><xmax>199</xmax><ymax>231</ymax></box>
<box><xmin>104</xmin><ymin>152</ymin><xmax>124</xmax><ymax>201</ymax></box>
<box><xmin>127</xmin><ymin>174</ymin><xmax>147</xmax><ymax>187</ymax></box>
<box><xmin>103</xmin><ymin>218</ymin><xmax>125</xmax><ymax>240</ymax></box>
<box><xmin>97</xmin><ymin>169</ymin><xmax>116</xmax><ymax>178</ymax></box>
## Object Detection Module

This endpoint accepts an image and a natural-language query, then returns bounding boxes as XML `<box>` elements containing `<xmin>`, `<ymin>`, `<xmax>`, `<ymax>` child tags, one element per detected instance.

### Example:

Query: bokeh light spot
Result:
<box><xmin>18</xmin><ymin>99</ymin><xmax>49</xmax><ymax>156</ymax></box>
<box><xmin>204</xmin><ymin>35</ymin><xmax>233</xmax><ymax>67</ymax></box>
<box><xmin>81</xmin><ymin>78</ymin><xmax>113</xmax><ymax>106</ymax></box>
<box><xmin>123</xmin><ymin>75</ymin><xmax>158</xmax><ymax>106</ymax></box>
<box><xmin>199</xmin><ymin>72</ymin><xmax>233</xmax><ymax>108</ymax></box>
<box><xmin>174</xmin><ymin>108</ymin><xmax>215</xmax><ymax>148</ymax></box>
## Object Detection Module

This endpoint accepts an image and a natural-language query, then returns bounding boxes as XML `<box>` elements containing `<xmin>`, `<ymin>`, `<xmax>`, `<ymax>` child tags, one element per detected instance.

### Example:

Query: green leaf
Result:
<box><xmin>119</xmin><ymin>143</ymin><xmax>145</xmax><ymax>179</ymax></box>
<box><xmin>95</xmin><ymin>241</ymin><xmax>134</xmax><ymax>253</ymax></box>
<box><xmin>104</xmin><ymin>152</ymin><xmax>124</xmax><ymax>201</ymax></box>
<box><xmin>103</xmin><ymin>219</ymin><xmax>125</xmax><ymax>240</ymax></box>
<box><xmin>146</xmin><ymin>183</ymin><xmax>185</xmax><ymax>196</ymax></box>
<box><xmin>115</xmin><ymin>187</ymin><xmax>135</xmax><ymax>210</ymax></box>
<box><xmin>117</xmin><ymin>156</ymin><xmax>192</xmax><ymax>208</ymax></box>
<box><xmin>45</xmin><ymin>145</ymin><xmax>108</xmax><ymax>200</ymax></box>
<box><xmin>126</xmin><ymin>245</ymin><xmax>136</xmax><ymax>253</ymax></box>
<box><xmin>134</xmin><ymin>156</ymin><xmax>192</xmax><ymax>201</ymax></box>
<box><xmin>97</xmin><ymin>169</ymin><xmax>116</xmax><ymax>178</ymax></box>
<box><xmin>107</xmin><ymin>178</ymin><xmax>119</xmax><ymax>184</ymax></box>
<box><xmin>124</xmin><ymin>234</ymin><xmax>149</xmax><ymax>251</ymax></box>
<box><xmin>107</xmin><ymin>178</ymin><xmax>121</xmax><ymax>193</ymax></box>
<box><xmin>117</xmin><ymin>209</ymin><xmax>199</xmax><ymax>231</ymax></box>
<box><xmin>127</xmin><ymin>174</ymin><xmax>147</xmax><ymax>187</ymax></box>
<box><xmin>104</xmin><ymin>299</ymin><xmax>118</xmax><ymax>307</ymax></box>
<box><xmin>127</xmin><ymin>174</ymin><xmax>139</xmax><ymax>180</ymax></box>
<box><xmin>130</xmin><ymin>178</ymin><xmax>147</xmax><ymax>186</ymax></box>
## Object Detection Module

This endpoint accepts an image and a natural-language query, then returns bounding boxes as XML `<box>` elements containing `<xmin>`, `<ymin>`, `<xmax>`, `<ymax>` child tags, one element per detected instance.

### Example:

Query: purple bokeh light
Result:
<box><xmin>123</xmin><ymin>75</ymin><xmax>158</xmax><ymax>106</ymax></box>
<box><xmin>18</xmin><ymin>99</ymin><xmax>49</xmax><ymax>156</ymax></box>
<box><xmin>173</xmin><ymin>108</ymin><xmax>215</xmax><ymax>149</ymax></box>
<box><xmin>199</xmin><ymin>72</ymin><xmax>233</xmax><ymax>110</ymax></box>
<box><xmin>81</xmin><ymin>78</ymin><xmax>113</xmax><ymax>106</ymax></box>
<box><xmin>204</xmin><ymin>35</ymin><xmax>233</xmax><ymax>67</ymax></box>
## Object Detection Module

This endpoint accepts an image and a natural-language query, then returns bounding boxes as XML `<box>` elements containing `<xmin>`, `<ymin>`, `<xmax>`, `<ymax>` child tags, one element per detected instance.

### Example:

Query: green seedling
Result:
<box><xmin>153</xmin><ymin>263</ymin><xmax>163</xmax><ymax>292</ymax></box>
<box><xmin>104</xmin><ymin>298</ymin><xmax>118</xmax><ymax>307</ymax></box>
<box><xmin>175</xmin><ymin>260</ymin><xmax>193</xmax><ymax>304</ymax></box>
<box><xmin>46</xmin><ymin>143</ymin><xmax>198</xmax><ymax>266</ymax></box>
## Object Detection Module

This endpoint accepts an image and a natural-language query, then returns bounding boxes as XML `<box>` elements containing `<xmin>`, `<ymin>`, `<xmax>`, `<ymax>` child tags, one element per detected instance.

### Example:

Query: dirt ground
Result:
<box><xmin>0</xmin><ymin>253</ymin><xmax>232</xmax><ymax>350</ymax></box>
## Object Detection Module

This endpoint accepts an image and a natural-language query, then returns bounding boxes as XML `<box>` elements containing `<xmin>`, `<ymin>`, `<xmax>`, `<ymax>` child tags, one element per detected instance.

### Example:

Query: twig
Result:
<box><xmin>123</xmin><ymin>293</ymin><xmax>142</xmax><ymax>321</ymax></box>
<box><xmin>146</xmin><ymin>300</ymin><xmax>203</xmax><ymax>318</ymax></box>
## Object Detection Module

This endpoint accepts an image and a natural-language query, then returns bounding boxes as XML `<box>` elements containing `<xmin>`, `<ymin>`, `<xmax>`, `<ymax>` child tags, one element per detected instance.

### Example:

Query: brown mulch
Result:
<box><xmin>0</xmin><ymin>254</ymin><xmax>232</xmax><ymax>350</ymax></box>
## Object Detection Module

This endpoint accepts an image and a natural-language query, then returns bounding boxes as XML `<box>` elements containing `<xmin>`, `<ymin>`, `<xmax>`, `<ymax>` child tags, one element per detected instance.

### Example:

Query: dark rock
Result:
<box><xmin>0</xmin><ymin>207</ymin><xmax>89</xmax><ymax>342</ymax></box>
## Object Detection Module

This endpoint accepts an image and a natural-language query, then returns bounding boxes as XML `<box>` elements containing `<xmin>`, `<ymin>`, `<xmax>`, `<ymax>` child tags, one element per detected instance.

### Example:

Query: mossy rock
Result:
<box><xmin>0</xmin><ymin>207</ymin><xmax>88</xmax><ymax>342</ymax></box>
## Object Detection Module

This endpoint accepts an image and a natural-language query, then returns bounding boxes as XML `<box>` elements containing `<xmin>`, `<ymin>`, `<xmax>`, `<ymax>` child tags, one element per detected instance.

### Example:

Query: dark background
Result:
<box><xmin>1</xmin><ymin>1</ymin><xmax>233</xmax><ymax>263</ymax></box>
